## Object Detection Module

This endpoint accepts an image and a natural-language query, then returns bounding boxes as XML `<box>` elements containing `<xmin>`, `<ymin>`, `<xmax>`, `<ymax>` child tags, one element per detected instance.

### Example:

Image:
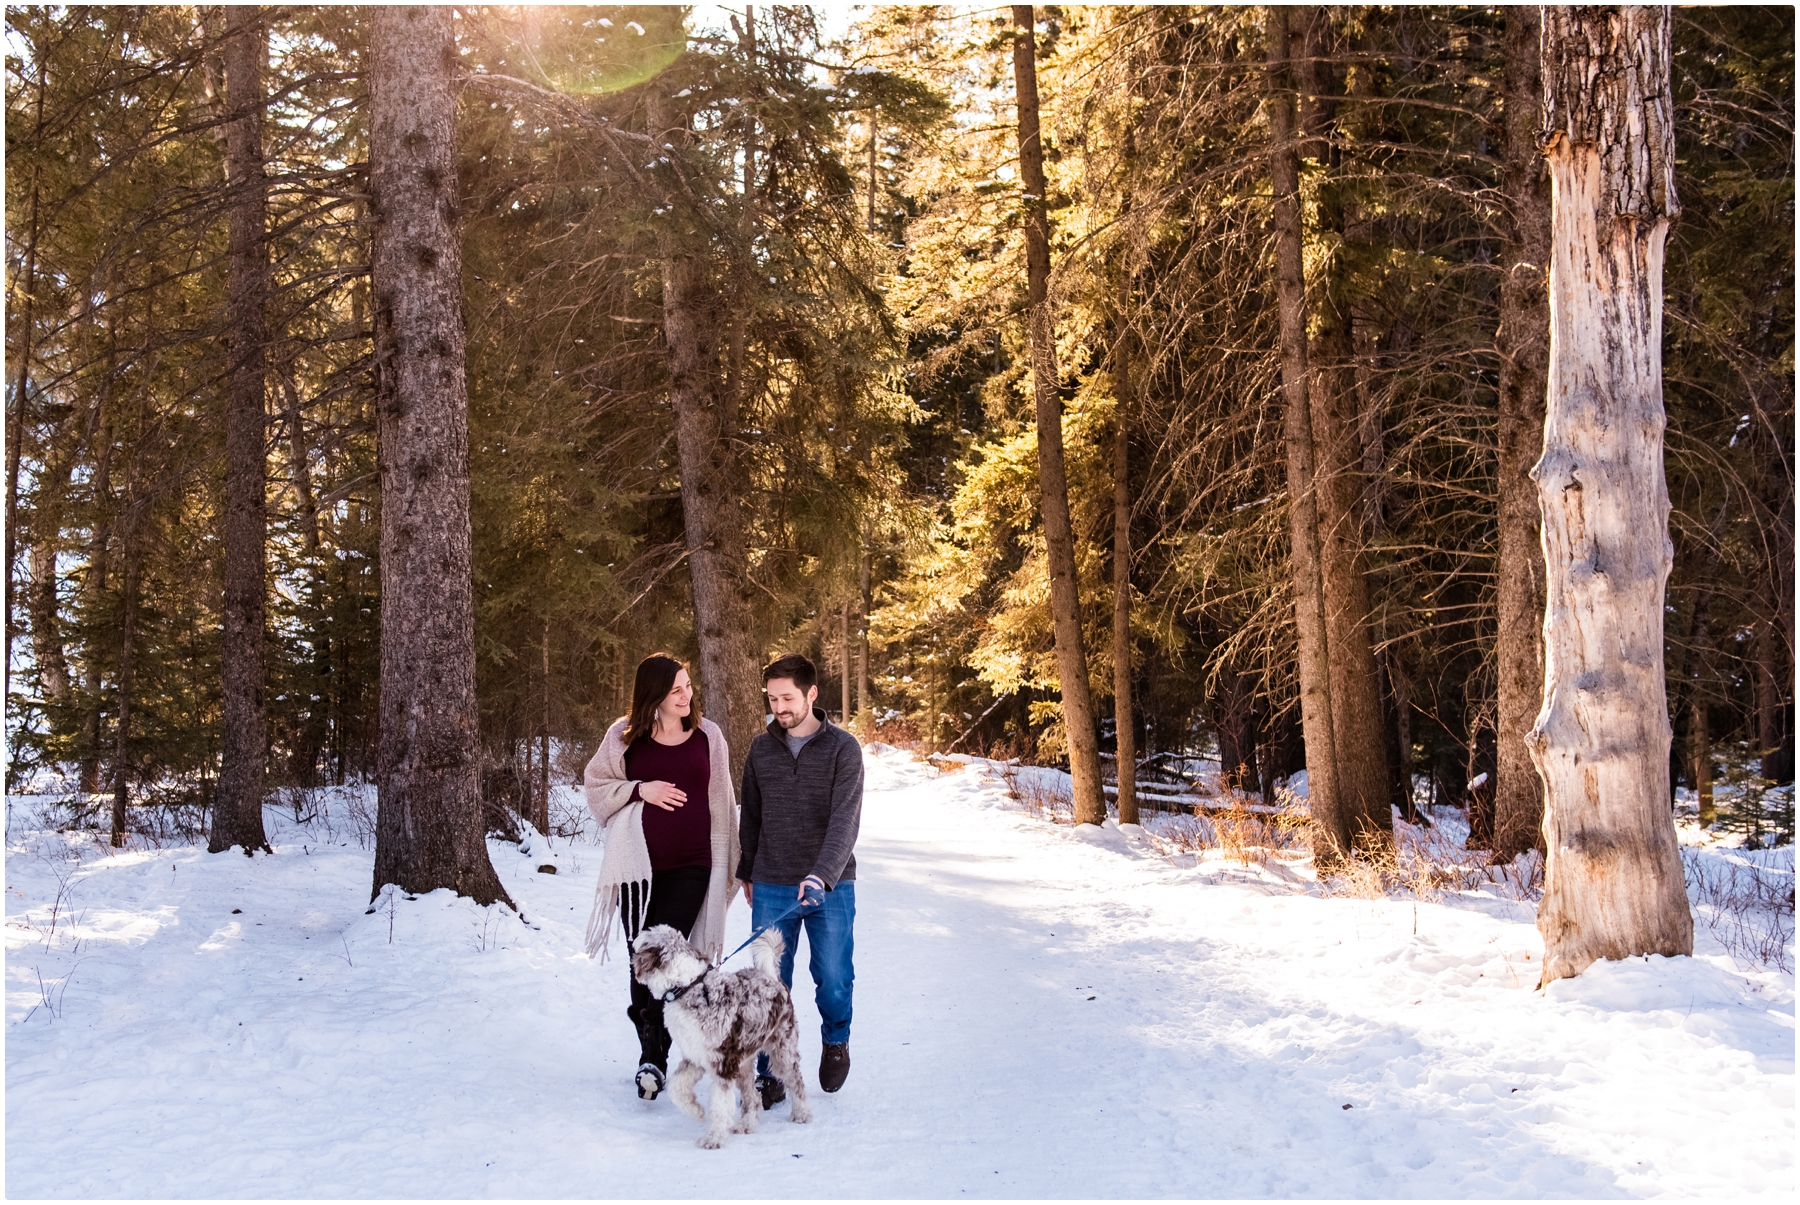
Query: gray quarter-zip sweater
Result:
<box><xmin>736</xmin><ymin>708</ymin><xmax>864</xmax><ymax>889</ymax></box>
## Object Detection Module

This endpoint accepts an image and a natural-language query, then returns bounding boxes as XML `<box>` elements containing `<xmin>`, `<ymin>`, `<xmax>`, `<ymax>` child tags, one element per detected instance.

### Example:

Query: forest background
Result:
<box><xmin>4</xmin><ymin>4</ymin><xmax>1793</xmax><ymax>860</ymax></box>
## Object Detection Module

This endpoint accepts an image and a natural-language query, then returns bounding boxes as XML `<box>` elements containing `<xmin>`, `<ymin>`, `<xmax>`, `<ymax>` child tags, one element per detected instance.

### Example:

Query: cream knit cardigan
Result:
<box><xmin>582</xmin><ymin>715</ymin><xmax>740</xmax><ymax>963</ymax></box>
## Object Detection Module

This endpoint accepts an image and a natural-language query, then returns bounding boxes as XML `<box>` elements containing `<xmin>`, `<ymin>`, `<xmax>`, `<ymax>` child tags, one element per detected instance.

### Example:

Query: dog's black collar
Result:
<box><xmin>660</xmin><ymin>970</ymin><xmax>709</xmax><ymax>1004</ymax></box>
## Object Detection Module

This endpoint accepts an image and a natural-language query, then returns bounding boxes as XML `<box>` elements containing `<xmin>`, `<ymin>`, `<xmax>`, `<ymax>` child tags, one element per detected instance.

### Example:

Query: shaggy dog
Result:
<box><xmin>630</xmin><ymin>924</ymin><xmax>812</xmax><ymax>1148</ymax></box>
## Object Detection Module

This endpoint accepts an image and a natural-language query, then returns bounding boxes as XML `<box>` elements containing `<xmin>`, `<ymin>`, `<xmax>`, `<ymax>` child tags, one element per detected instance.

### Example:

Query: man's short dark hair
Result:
<box><xmin>763</xmin><ymin>653</ymin><xmax>817</xmax><ymax>691</ymax></box>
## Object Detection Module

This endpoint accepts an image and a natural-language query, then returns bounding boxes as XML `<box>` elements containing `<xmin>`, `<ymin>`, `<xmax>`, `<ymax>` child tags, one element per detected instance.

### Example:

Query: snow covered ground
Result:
<box><xmin>6</xmin><ymin>746</ymin><xmax>1793</xmax><ymax>1198</ymax></box>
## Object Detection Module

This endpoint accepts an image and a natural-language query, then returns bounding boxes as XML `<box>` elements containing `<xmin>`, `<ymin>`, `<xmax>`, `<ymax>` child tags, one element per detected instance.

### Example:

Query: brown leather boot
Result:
<box><xmin>819</xmin><ymin>1042</ymin><xmax>850</xmax><ymax>1092</ymax></box>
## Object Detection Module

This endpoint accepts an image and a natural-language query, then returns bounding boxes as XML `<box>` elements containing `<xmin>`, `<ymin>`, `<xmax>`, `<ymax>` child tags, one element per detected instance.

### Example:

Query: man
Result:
<box><xmin>737</xmin><ymin>652</ymin><xmax>864</xmax><ymax>1109</ymax></box>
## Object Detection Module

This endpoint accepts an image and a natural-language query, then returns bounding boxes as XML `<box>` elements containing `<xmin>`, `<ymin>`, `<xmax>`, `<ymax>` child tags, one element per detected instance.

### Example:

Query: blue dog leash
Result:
<box><xmin>717</xmin><ymin>879</ymin><xmax>824</xmax><ymax>966</ymax></box>
<box><xmin>660</xmin><ymin>914</ymin><xmax>798</xmax><ymax>1004</ymax></box>
<box><xmin>659</xmin><ymin>881</ymin><xmax>825</xmax><ymax>1003</ymax></box>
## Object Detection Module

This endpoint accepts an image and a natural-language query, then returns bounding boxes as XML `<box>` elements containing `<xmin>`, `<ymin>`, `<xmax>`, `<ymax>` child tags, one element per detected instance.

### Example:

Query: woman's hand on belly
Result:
<box><xmin>640</xmin><ymin>780</ymin><xmax>687</xmax><ymax>810</ymax></box>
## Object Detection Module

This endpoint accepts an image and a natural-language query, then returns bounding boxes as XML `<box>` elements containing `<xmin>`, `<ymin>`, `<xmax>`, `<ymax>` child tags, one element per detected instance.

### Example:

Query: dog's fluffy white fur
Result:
<box><xmin>630</xmin><ymin>924</ymin><xmax>812</xmax><ymax>1148</ymax></box>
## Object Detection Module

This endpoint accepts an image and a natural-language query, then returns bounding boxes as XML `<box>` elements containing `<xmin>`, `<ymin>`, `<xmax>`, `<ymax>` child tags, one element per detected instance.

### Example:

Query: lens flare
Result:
<box><xmin>509</xmin><ymin>6</ymin><xmax>687</xmax><ymax>97</ymax></box>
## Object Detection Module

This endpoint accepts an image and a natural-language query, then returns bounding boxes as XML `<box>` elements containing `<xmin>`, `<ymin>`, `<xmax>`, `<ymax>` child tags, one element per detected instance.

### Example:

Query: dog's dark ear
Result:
<box><xmin>632</xmin><ymin>941</ymin><xmax>663</xmax><ymax>976</ymax></box>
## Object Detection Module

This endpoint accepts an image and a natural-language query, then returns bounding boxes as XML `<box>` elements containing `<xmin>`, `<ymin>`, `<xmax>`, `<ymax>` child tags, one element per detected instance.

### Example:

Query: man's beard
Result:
<box><xmin>775</xmin><ymin>710</ymin><xmax>806</xmax><ymax>730</ymax></box>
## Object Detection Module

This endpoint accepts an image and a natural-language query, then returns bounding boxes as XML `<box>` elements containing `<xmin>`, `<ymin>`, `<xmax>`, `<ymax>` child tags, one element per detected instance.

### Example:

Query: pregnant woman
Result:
<box><xmin>582</xmin><ymin>653</ymin><xmax>740</xmax><ymax>1100</ymax></box>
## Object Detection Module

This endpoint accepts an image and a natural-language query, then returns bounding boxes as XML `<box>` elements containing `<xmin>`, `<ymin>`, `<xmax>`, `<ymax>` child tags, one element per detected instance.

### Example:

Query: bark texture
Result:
<box><xmin>1310</xmin><ymin>287</ymin><xmax>1389</xmax><ymax>843</ymax></box>
<box><xmin>1689</xmin><ymin>684</ymin><xmax>1714</xmax><ymax>826</ymax></box>
<box><xmin>1667</xmin><ymin>498</ymin><xmax>1729</xmax><ymax>812</ymax></box>
<box><xmin>1014</xmin><ymin>4</ymin><xmax>1107</xmax><ymax>826</ymax></box>
<box><xmin>212</xmin><ymin>6</ymin><xmax>272</xmax><ymax>856</ymax></box>
<box><xmin>280</xmin><ymin>370</ymin><xmax>319</xmax><ymax>553</ymax></box>
<box><xmin>26</xmin><ymin>436</ymin><xmax>74</xmax><ymax>704</ymax></box>
<box><xmin>535</xmin><ymin>619</ymin><xmax>551</xmax><ymax>834</ymax></box>
<box><xmin>27</xmin><ymin>544</ymin><xmax>66</xmax><ymax>700</ymax></box>
<box><xmin>840</xmin><ymin>601</ymin><xmax>852</xmax><ymax>721</ymax></box>
<box><xmin>1755</xmin><ymin>616</ymin><xmax>1784</xmax><ymax>781</ymax></box>
<box><xmin>1266</xmin><ymin>7</ymin><xmax>1347</xmax><ymax>860</ymax></box>
<box><xmin>1299</xmin><ymin>6</ymin><xmax>1392</xmax><ymax>853</ymax></box>
<box><xmin>1492</xmin><ymin>4</ymin><xmax>1553</xmax><ymax>862</ymax></box>
<box><xmin>1386</xmin><ymin>653</ymin><xmax>1414</xmax><ymax>817</ymax></box>
<box><xmin>6</xmin><ymin>75</ymin><xmax>42</xmax><ymax>708</ymax></box>
<box><xmin>368</xmin><ymin>6</ymin><xmax>510</xmax><ymax>906</ymax></box>
<box><xmin>1354</xmin><ymin>324</ymin><xmax>1416</xmax><ymax>824</ymax></box>
<box><xmin>1757</xmin><ymin>472</ymin><xmax>1795</xmax><ymax>783</ymax></box>
<box><xmin>78</xmin><ymin>382</ymin><xmax>115</xmax><ymax>794</ymax></box>
<box><xmin>110</xmin><ymin>521</ymin><xmax>141</xmax><ymax>847</ymax></box>
<box><xmin>1112</xmin><ymin>281</ymin><xmax>1139</xmax><ymax>827</ymax></box>
<box><xmin>721</xmin><ymin>11</ymin><xmax>756</xmax><ymax>443</ymax></box>
<box><xmin>858</xmin><ymin>547</ymin><xmax>871</xmax><ymax>726</ymax></box>
<box><xmin>653</xmin><ymin>87</ymin><xmax>766</xmax><ymax>783</ymax></box>
<box><xmin>4</xmin><ymin>363</ymin><xmax>18</xmax><ymax>703</ymax></box>
<box><xmin>1532</xmin><ymin>5</ymin><xmax>1693</xmax><ymax>983</ymax></box>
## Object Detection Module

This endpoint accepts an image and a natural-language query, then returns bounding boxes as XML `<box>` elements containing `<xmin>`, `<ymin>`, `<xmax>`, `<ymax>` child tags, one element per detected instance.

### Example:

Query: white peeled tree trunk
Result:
<box><xmin>1530</xmin><ymin>5</ymin><xmax>1693</xmax><ymax>985</ymax></box>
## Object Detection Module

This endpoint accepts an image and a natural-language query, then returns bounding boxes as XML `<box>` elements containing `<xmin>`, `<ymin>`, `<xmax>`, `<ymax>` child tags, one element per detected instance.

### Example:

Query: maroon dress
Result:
<box><xmin>626</xmin><ymin>726</ymin><xmax>712</xmax><ymax>871</ymax></box>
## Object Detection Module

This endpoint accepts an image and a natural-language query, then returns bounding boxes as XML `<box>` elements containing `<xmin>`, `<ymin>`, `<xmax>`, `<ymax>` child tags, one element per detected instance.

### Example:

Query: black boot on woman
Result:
<box><xmin>628</xmin><ymin>1003</ymin><xmax>672</xmax><ymax>1099</ymax></box>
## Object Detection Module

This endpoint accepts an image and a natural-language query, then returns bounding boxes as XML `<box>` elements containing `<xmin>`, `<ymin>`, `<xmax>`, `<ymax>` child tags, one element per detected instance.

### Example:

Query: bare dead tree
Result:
<box><xmin>1532</xmin><ymin>5</ymin><xmax>1693</xmax><ymax>984</ymax></box>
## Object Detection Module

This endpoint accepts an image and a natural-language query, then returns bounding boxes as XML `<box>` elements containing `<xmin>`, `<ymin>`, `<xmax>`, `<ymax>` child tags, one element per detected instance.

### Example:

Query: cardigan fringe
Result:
<box><xmin>583</xmin><ymin>877</ymin><xmax>649</xmax><ymax>963</ymax></box>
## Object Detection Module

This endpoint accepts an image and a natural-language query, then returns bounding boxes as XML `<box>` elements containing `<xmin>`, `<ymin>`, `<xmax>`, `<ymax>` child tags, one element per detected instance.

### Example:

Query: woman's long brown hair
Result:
<box><xmin>622</xmin><ymin>653</ymin><xmax>699</xmax><ymax>746</ymax></box>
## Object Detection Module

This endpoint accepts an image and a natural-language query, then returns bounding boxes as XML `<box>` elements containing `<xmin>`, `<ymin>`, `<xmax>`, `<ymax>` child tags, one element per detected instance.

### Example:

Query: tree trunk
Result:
<box><xmin>212</xmin><ymin>5</ymin><xmax>272</xmax><ymax>856</ymax></box>
<box><xmin>535</xmin><ymin>617</ymin><xmax>551</xmax><ymax>833</ymax></box>
<box><xmin>1312</xmin><ymin>334</ymin><xmax>1390</xmax><ymax>849</ymax></box>
<box><xmin>1013</xmin><ymin>4</ymin><xmax>1106</xmax><ymax>826</ymax></box>
<box><xmin>1352</xmin><ymin>313</ymin><xmax>1417</xmax><ymax>827</ymax></box>
<box><xmin>6</xmin><ymin>211</ymin><xmax>39</xmax><ymax>711</ymax></box>
<box><xmin>653</xmin><ymin>92</ymin><xmax>765</xmax><ymax>784</ymax></box>
<box><xmin>1213</xmin><ymin>671</ymin><xmax>1259</xmax><ymax>793</ymax></box>
<box><xmin>368</xmin><ymin>5</ymin><xmax>510</xmax><ymax>907</ymax></box>
<box><xmin>1756</xmin><ymin>615</ymin><xmax>1785</xmax><ymax>782</ymax></box>
<box><xmin>5</xmin><ymin>60</ymin><xmax>46</xmax><ymax>714</ymax></box>
<box><xmin>1390</xmin><ymin>651</ymin><xmax>1416</xmax><ymax>819</ymax></box>
<box><xmin>26</xmin><ymin>425</ymin><xmax>75</xmax><ymax>705</ymax></box>
<box><xmin>78</xmin><ymin>349</ymin><xmax>118</xmax><ymax>795</ymax></box>
<box><xmin>1766</xmin><ymin>500</ymin><xmax>1795</xmax><ymax>785</ymax></box>
<box><xmin>1662</xmin><ymin>495</ymin><xmax>1727</xmax><ymax>793</ymax></box>
<box><xmin>839</xmin><ymin>600</ymin><xmax>851</xmax><ymax>722</ymax></box>
<box><xmin>1492</xmin><ymin>4</ymin><xmax>1553</xmax><ymax>863</ymax></box>
<box><xmin>279</xmin><ymin>370</ymin><xmax>319</xmax><ymax>553</ymax></box>
<box><xmin>110</xmin><ymin>521</ymin><xmax>141</xmax><ymax>848</ymax></box>
<box><xmin>661</xmin><ymin>263</ymin><xmax>763</xmax><ymax>778</ymax></box>
<box><xmin>1532</xmin><ymin>5</ymin><xmax>1693</xmax><ymax>983</ymax></box>
<box><xmin>858</xmin><ymin>546</ymin><xmax>871</xmax><ymax>727</ymax></box>
<box><xmin>1110</xmin><ymin>381</ymin><xmax>1138</xmax><ymax>826</ymax></box>
<box><xmin>1112</xmin><ymin>278</ymin><xmax>1139</xmax><ymax>826</ymax></box>
<box><xmin>27</xmin><ymin>544</ymin><xmax>65</xmax><ymax>701</ymax></box>
<box><xmin>1666</xmin><ymin>496</ymin><xmax>1730</xmax><ymax>812</ymax></box>
<box><xmin>721</xmin><ymin>9</ymin><xmax>756</xmax><ymax>438</ymax></box>
<box><xmin>1265</xmin><ymin>6</ymin><xmax>1347</xmax><ymax>862</ymax></box>
<box><xmin>1753</xmin><ymin>463</ymin><xmax>1793</xmax><ymax>784</ymax></box>
<box><xmin>1689</xmin><ymin>689</ymin><xmax>1714</xmax><ymax>827</ymax></box>
<box><xmin>1259</xmin><ymin>700</ymin><xmax>1301</xmax><ymax>806</ymax></box>
<box><xmin>614</xmin><ymin>640</ymin><xmax>629</xmax><ymax>725</ymax></box>
<box><xmin>1302</xmin><ymin>9</ymin><xmax>1392</xmax><ymax>853</ymax></box>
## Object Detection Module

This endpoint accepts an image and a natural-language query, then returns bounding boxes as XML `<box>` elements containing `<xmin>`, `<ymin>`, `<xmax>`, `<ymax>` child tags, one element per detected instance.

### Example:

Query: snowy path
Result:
<box><xmin>6</xmin><ymin>748</ymin><xmax>1793</xmax><ymax>1198</ymax></box>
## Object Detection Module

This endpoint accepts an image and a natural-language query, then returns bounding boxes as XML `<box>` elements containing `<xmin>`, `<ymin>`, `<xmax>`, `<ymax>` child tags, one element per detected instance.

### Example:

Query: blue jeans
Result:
<box><xmin>752</xmin><ymin>880</ymin><xmax>855</xmax><ymax>1076</ymax></box>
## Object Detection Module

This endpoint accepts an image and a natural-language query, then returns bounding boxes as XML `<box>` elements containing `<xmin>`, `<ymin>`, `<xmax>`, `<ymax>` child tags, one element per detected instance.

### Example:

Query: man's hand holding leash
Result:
<box><xmin>742</xmin><ymin>875</ymin><xmax>826</xmax><ymax>907</ymax></box>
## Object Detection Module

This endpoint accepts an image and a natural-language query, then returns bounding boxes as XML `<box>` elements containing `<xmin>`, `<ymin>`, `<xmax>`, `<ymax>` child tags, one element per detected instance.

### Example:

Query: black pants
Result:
<box><xmin>624</xmin><ymin>866</ymin><xmax>710</xmax><ymax>1069</ymax></box>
